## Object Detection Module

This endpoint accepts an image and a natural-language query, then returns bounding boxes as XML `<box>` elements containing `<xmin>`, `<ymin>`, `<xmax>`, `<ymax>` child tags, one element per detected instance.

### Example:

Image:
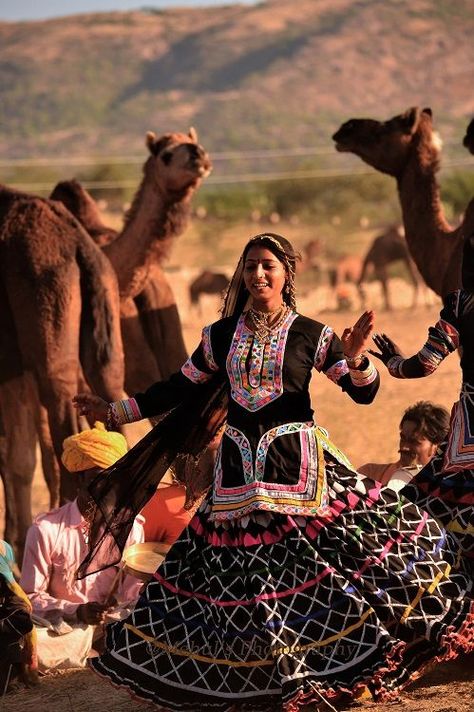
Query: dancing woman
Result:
<box><xmin>74</xmin><ymin>233</ymin><xmax>473</xmax><ymax>711</ymax></box>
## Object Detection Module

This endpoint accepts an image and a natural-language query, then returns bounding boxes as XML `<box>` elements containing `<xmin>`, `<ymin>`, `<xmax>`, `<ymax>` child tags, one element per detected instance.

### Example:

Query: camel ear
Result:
<box><xmin>188</xmin><ymin>126</ymin><xmax>198</xmax><ymax>143</ymax></box>
<box><xmin>422</xmin><ymin>107</ymin><xmax>433</xmax><ymax>118</ymax></box>
<box><xmin>399</xmin><ymin>107</ymin><xmax>421</xmax><ymax>134</ymax></box>
<box><xmin>146</xmin><ymin>131</ymin><xmax>157</xmax><ymax>153</ymax></box>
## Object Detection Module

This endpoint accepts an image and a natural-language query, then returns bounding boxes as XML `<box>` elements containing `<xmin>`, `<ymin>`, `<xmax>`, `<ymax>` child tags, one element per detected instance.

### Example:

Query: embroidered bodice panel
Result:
<box><xmin>226</xmin><ymin>311</ymin><xmax>298</xmax><ymax>412</ymax></box>
<box><xmin>132</xmin><ymin>312</ymin><xmax>379</xmax><ymax>520</ymax></box>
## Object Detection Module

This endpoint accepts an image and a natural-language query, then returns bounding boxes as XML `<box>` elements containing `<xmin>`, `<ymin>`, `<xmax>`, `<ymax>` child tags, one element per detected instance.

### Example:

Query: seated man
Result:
<box><xmin>20</xmin><ymin>422</ymin><xmax>144</xmax><ymax>671</ymax></box>
<box><xmin>0</xmin><ymin>539</ymin><xmax>37</xmax><ymax>693</ymax></box>
<box><xmin>359</xmin><ymin>401</ymin><xmax>450</xmax><ymax>490</ymax></box>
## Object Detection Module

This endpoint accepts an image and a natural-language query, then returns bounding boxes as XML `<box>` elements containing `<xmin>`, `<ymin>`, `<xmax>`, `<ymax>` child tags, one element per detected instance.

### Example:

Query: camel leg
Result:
<box><xmin>79</xmin><ymin>264</ymin><xmax>125</xmax><ymax>403</ymax></box>
<box><xmin>376</xmin><ymin>268</ymin><xmax>391</xmax><ymax>310</ymax></box>
<box><xmin>0</xmin><ymin>377</ymin><xmax>38</xmax><ymax>560</ymax></box>
<box><xmin>121</xmin><ymin>296</ymin><xmax>161</xmax><ymax>394</ymax></box>
<box><xmin>134</xmin><ymin>264</ymin><xmax>188</xmax><ymax>381</ymax></box>
<box><xmin>34</xmin><ymin>398</ymin><xmax>61</xmax><ymax>511</ymax></box>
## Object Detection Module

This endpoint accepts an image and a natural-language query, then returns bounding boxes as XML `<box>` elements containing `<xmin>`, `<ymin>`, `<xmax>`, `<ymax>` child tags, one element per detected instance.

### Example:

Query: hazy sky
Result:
<box><xmin>0</xmin><ymin>1</ymin><xmax>258</xmax><ymax>22</ymax></box>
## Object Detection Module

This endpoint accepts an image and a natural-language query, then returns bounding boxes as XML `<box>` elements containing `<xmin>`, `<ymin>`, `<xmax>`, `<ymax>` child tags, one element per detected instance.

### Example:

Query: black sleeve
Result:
<box><xmin>134</xmin><ymin>326</ymin><xmax>221</xmax><ymax>418</ymax></box>
<box><xmin>316</xmin><ymin>327</ymin><xmax>380</xmax><ymax>404</ymax></box>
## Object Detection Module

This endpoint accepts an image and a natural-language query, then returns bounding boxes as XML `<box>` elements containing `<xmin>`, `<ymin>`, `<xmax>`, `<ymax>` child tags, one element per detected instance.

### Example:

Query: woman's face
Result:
<box><xmin>243</xmin><ymin>246</ymin><xmax>287</xmax><ymax>308</ymax></box>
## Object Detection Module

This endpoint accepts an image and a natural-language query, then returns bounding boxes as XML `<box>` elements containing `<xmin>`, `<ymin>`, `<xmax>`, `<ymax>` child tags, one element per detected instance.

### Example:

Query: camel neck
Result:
<box><xmin>103</xmin><ymin>180</ymin><xmax>192</xmax><ymax>298</ymax></box>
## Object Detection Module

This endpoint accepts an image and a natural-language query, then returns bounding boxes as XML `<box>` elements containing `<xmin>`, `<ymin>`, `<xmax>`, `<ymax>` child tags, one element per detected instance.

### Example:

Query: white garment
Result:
<box><xmin>385</xmin><ymin>464</ymin><xmax>422</xmax><ymax>492</ymax></box>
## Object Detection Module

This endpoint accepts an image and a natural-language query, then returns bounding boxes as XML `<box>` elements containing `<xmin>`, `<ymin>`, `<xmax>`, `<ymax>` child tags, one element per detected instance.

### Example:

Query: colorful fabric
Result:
<box><xmin>0</xmin><ymin>539</ymin><xmax>16</xmax><ymax>584</ymax></box>
<box><xmin>443</xmin><ymin>383</ymin><xmax>474</xmax><ymax>471</ymax></box>
<box><xmin>209</xmin><ymin>423</ymin><xmax>328</xmax><ymax>521</ymax></box>
<box><xmin>20</xmin><ymin>500</ymin><xmax>144</xmax><ymax>617</ymax></box>
<box><xmin>227</xmin><ymin>311</ymin><xmax>298</xmax><ymax>412</ymax></box>
<box><xmin>61</xmin><ymin>421</ymin><xmax>128</xmax><ymax>472</ymax></box>
<box><xmin>107</xmin><ymin>398</ymin><xmax>142</xmax><ymax>428</ymax></box>
<box><xmin>91</xmin><ymin>458</ymin><xmax>474</xmax><ymax>710</ymax></box>
<box><xmin>141</xmin><ymin>484</ymin><xmax>193</xmax><ymax>545</ymax></box>
<box><xmin>399</xmin><ymin>289</ymin><xmax>474</xmax><ymax>558</ymax></box>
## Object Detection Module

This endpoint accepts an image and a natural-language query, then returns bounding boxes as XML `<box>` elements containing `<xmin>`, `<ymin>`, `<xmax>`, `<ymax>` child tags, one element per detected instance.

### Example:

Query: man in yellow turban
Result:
<box><xmin>20</xmin><ymin>423</ymin><xmax>144</xmax><ymax>672</ymax></box>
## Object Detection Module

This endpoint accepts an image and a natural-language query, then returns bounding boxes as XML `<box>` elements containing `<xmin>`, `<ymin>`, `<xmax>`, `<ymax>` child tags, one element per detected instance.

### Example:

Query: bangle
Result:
<box><xmin>344</xmin><ymin>352</ymin><xmax>365</xmax><ymax>367</ymax></box>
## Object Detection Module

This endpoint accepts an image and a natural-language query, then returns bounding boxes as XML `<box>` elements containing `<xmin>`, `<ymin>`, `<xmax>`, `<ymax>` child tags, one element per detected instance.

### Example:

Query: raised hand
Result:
<box><xmin>369</xmin><ymin>332</ymin><xmax>404</xmax><ymax>366</ymax></box>
<box><xmin>72</xmin><ymin>392</ymin><xmax>109</xmax><ymax>422</ymax></box>
<box><xmin>341</xmin><ymin>310</ymin><xmax>375</xmax><ymax>360</ymax></box>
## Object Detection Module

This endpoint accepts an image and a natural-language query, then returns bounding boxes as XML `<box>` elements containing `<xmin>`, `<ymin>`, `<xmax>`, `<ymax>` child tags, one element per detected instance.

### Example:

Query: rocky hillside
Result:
<box><xmin>0</xmin><ymin>0</ymin><xmax>473</xmax><ymax>160</ymax></box>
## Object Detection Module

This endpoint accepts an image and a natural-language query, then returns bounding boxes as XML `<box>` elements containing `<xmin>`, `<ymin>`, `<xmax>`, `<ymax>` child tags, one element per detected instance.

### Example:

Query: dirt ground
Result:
<box><xmin>2</xmin><ymin>295</ymin><xmax>473</xmax><ymax>711</ymax></box>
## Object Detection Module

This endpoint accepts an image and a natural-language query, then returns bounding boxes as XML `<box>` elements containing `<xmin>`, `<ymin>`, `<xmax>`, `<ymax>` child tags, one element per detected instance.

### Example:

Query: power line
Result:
<box><xmin>0</xmin><ymin>141</ymin><xmax>468</xmax><ymax>168</ymax></box>
<box><xmin>8</xmin><ymin>158</ymin><xmax>473</xmax><ymax>193</ymax></box>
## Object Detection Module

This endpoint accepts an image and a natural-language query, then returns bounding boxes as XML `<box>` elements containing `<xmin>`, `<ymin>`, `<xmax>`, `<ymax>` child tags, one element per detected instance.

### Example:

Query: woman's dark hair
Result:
<box><xmin>400</xmin><ymin>401</ymin><xmax>450</xmax><ymax>444</ymax></box>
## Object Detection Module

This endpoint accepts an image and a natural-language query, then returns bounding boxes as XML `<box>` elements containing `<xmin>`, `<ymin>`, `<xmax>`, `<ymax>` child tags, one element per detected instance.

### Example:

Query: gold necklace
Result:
<box><xmin>247</xmin><ymin>304</ymin><xmax>290</xmax><ymax>342</ymax></box>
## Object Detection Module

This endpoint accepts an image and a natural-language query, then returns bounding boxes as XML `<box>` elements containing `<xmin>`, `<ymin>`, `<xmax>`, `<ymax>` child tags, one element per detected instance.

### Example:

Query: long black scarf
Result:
<box><xmin>77</xmin><ymin>233</ymin><xmax>298</xmax><ymax>578</ymax></box>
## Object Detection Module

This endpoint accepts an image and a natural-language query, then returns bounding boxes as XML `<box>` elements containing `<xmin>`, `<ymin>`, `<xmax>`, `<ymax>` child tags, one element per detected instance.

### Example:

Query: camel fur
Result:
<box><xmin>0</xmin><ymin>185</ymin><xmax>124</xmax><ymax>556</ymax></box>
<box><xmin>333</xmin><ymin>107</ymin><xmax>474</xmax><ymax>297</ymax></box>
<box><xmin>50</xmin><ymin>128</ymin><xmax>212</xmax><ymax>393</ymax></box>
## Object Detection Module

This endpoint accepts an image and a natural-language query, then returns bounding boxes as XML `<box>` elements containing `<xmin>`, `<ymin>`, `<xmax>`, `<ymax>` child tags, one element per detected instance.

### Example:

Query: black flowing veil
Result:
<box><xmin>77</xmin><ymin>233</ymin><xmax>297</xmax><ymax>578</ymax></box>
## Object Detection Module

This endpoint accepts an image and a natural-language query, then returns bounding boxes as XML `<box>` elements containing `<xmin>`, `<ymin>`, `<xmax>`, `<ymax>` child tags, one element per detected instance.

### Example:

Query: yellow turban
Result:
<box><xmin>61</xmin><ymin>422</ymin><xmax>128</xmax><ymax>473</ymax></box>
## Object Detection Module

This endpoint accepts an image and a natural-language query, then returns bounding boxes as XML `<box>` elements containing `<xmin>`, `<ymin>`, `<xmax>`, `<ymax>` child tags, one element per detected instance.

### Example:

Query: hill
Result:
<box><xmin>0</xmin><ymin>0</ymin><xmax>473</xmax><ymax>162</ymax></box>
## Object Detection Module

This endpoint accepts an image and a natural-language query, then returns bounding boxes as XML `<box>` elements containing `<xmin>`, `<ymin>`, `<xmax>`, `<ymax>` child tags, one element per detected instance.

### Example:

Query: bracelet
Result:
<box><xmin>387</xmin><ymin>355</ymin><xmax>406</xmax><ymax>379</ymax></box>
<box><xmin>344</xmin><ymin>352</ymin><xmax>365</xmax><ymax>367</ymax></box>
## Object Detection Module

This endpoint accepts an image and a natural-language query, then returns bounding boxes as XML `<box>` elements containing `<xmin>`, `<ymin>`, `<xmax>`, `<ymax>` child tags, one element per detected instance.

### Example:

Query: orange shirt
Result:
<box><xmin>141</xmin><ymin>484</ymin><xmax>193</xmax><ymax>545</ymax></box>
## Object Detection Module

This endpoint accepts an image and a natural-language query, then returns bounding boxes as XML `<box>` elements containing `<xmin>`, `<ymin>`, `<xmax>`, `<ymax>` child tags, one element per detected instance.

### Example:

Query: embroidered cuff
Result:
<box><xmin>387</xmin><ymin>355</ymin><xmax>406</xmax><ymax>379</ymax></box>
<box><xmin>349</xmin><ymin>357</ymin><xmax>378</xmax><ymax>386</ymax></box>
<box><xmin>181</xmin><ymin>358</ymin><xmax>213</xmax><ymax>384</ymax></box>
<box><xmin>106</xmin><ymin>398</ymin><xmax>142</xmax><ymax>428</ymax></box>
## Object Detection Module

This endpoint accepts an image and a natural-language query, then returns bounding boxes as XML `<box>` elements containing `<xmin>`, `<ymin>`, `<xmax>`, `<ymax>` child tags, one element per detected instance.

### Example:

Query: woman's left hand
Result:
<box><xmin>341</xmin><ymin>310</ymin><xmax>375</xmax><ymax>359</ymax></box>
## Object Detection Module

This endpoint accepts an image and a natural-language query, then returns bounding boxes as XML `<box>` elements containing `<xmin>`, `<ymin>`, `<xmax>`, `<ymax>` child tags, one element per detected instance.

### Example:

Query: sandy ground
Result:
<box><xmin>2</xmin><ymin>292</ymin><xmax>473</xmax><ymax>710</ymax></box>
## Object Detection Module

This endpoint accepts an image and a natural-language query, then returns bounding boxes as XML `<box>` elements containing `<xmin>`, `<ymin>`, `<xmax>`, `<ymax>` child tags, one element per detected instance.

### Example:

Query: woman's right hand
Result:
<box><xmin>72</xmin><ymin>393</ymin><xmax>109</xmax><ymax>422</ymax></box>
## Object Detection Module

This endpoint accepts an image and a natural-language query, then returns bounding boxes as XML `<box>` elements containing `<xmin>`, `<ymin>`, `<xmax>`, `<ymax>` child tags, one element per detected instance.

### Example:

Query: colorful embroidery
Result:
<box><xmin>210</xmin><ymin>422</ymin><xmax>328</xmax><ymax>521</ymax></box>
<box><xmin>443</xmin><ymin>382</ymin><xmax>474</xmax><ymax>471</ymax></box>
<box><xmin>226</xmin><ymin>311</ymin><xmax>297</xmax><ymax>412</ymax></box>
<box><xmin>224</xmin><ymin>426</ymin><xmax>254</xmax><ymax>484</ymax></box>
<box><xmin>313</xmin><ymin>326</ymin><xmax>334</xmax><ymax>371</ymax></box>
<box><xmin>181</xmin><ymin>358</ymin><xmax>212</xmax><ymax>384</ymax></box>
<box><xmin>108</xmin><ymin>397</ymin><xmax>142</xmax><ymax>425</ymax></box>
<box><xmin>201</xmin><ymin>325</ymin><xmax>219</xmax><ymax>372</ymax></box>
<box><xmin>324</xmin><ymin>359</ymin><xmax>349</xmax><ymax>383</ymax></box>
<box><xmin>387</xmin><ymin>355</ymin><xmax>406</xmax><ymax>379</ymax></box>
<box><xmin>416</xmin><ymin>319</ymin><xmax>459</xmax><ymax>375</ymax></box>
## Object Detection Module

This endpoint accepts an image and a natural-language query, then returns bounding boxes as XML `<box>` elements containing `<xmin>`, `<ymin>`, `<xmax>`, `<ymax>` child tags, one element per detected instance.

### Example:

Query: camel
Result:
<box><xmin>332</xmin><ymin>107</ymin><xmax>474</xmax><ymax>297</ymax></box>
<box><xmin>189</xmin><ymin>270</ymin><xmax>230</xmax><ymax>315</ymax></box>
<box><xmin>0</xmin><ymin>185</ymin><xmax>124</xmax><ymax>555</ymax></box>
<box><xmin>357</xmin><ymin>225</ymin><xmax>420</xmax><ymax>310</ymax></box>
<box><xmin>50</xmin><ymin>128</ymin><xmax>212</xmax><ymax>394</ymax></box>
<box><xmin>464</xmin><ymin>118</ymin><xmax>474</xmax><ymax>154</ymax></box>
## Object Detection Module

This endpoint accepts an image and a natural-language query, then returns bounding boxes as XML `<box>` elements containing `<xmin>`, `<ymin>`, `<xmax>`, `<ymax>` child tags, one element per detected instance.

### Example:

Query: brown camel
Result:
<box><xmin>463</xmin><ymin>118</ymin><xmax>474</xmax><ymax>155</ymax></box>
<box><xmin>50</xmin><ymin>128</ymin><xmax>212</xmax><ymax>394</ymax></box>
<box><xmin>332</xmin><ymin>107</ymin><xmax>474</xmax><ymax>297</ymax></box>
<box><xmin>189</xmin><ymin>270</ymin><xmax>230</xmax><ymax>314</ymax></box>
<box><xmin>357</xmin><ymin>225</ymin><xmax>420</xmax><ymax>310</ymax></box>
<box><xmin>0</xmin><ymin>185</ymin><xmax>124</xmax><ymax>555</ymax></box>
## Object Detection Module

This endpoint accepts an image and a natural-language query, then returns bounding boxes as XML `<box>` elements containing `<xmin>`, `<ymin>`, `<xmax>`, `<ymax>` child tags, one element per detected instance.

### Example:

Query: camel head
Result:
<box><xmin>332</xmin><ymin>107</ymin><xmax>441</xmax><ymax>178</ymax></box>
<box><xmin>144</xmin><ymin>128</ymin><xmax>212</xmax><ymax>195</ymax></box>
<box><xmin>463</xmin><ymin>118</ymin><xmax>474</xmax><ymax>155</ymax></box>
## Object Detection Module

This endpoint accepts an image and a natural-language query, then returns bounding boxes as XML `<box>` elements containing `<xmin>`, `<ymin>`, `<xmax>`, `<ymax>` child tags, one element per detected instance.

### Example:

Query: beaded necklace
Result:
<box><xmin>247</xmin><ymin>304</ymin><xmax>291</xmax><ymax>343</ymax></box>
